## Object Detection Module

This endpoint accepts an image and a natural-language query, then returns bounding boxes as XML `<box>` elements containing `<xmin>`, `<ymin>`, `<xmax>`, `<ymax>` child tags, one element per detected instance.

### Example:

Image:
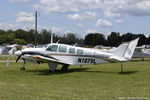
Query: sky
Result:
<box><xmin>0</xmin><ymin>0</ymin><xmax>150</xmax><ymax>38</ymax></box>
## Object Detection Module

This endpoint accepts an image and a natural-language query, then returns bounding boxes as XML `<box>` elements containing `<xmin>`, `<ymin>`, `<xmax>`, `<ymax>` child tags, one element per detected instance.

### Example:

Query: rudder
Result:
<box><xmin>111</xmin><ymin>38</ymin><xmax>139</xmax><ymax>60</ymax></box>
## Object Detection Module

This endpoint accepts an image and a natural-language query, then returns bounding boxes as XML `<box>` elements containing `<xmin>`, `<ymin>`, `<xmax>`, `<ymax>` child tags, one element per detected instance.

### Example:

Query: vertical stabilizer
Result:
<box><xmin>111</xmin><ymin>38</ymin><xmax>139</xmax><ymax>60</ymax></box>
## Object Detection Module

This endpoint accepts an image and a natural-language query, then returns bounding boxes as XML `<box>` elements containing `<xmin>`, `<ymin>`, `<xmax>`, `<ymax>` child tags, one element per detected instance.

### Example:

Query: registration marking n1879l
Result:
<box><xmin>78</xmin><ymin>58</ymin><xmax>96</xmax><ymax>64</ymax></box>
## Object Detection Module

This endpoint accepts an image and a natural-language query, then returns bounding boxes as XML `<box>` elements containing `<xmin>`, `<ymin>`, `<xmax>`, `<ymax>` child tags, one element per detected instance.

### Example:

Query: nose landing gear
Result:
<box><xmin>20</xmin><ymin>59</ymin><xmax>26</xmax><ymax>70</ymax></box>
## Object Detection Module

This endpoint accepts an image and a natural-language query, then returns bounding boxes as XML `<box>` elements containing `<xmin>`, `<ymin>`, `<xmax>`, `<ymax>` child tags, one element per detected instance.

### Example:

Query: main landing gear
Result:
<box><xmin>61</xmin><ymin>64</ymin><xmax>69</xmax><ymax>71</ymax></box>
<box><xmin>48</xmin><ymin>63</ymin><xmax>69</xmax><ymax>72</ymax></box>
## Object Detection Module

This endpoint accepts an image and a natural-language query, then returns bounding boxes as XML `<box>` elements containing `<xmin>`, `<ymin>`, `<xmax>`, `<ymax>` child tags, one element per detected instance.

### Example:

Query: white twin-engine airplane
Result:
<box><xmin>15</xmin><ymin>38</ymin><xmax>139</xmax><ymax>72</ymax></box>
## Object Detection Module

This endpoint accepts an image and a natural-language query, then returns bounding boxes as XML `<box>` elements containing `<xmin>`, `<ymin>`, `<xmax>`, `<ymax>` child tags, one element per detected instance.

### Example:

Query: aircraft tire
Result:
<box><xmin>61</xmin><ymin>64</ymin><xmax>69</xmax><ymax>71</ymax></box>
<box><xmin>20</xmin><ymin>66</ymin><xmax>25</xmax><ymax>70</ymax></box>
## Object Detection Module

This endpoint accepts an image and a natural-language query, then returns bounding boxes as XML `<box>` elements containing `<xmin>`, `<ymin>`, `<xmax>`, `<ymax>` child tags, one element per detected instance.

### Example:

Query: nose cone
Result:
<box><xmin>15</xmin><ymin>50</ymin><xmax>22</xmax><ymax>56</ymax></box>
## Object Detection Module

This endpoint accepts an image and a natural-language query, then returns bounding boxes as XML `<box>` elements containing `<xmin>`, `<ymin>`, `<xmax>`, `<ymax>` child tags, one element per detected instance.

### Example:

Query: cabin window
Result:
<box><xmin>77</xmin><ymin>49</ymin><xmax>83</xmax><ymax>54</ymax></box>
<box><xmin>46</xmin><ymin>45</ymin><xmax>58</xmax><ymax>52</ymax></box>
<box><xmin>69</xmin><ymin>48</ymin><xmax>75</xmax><ymax>53</ymax></box>
<box><xmin>59</xmin><ymin>45</ymin><xmax>67</xmax><ymax>53</ymax></box>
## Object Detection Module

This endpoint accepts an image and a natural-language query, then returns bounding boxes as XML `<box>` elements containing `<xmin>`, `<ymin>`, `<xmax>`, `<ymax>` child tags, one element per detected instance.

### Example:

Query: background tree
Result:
<box><xmin>84</xmin><ymin>33</ymin><xmax>93</xmax><ymax>45</ymax></box>
<box><xmin>12</xmin><ymin>39</ymin><xmax>26</xmax><ymax>44</ymax></box>
<box><xmin>84</xmin><ymin>33</ymin><xmax>106</xmax><ymax>46</ymax></box>
<box><xmin>26</xmin><ymin>29</ymin><xmax>35</xmax><ymax>44</ymax></box>
<box><xmin>147</xmin><ymin>35</ymin><xmax>150</xmax><ymax>45</ymax></box>
<box><xmin>40</xmin><ymin>29</ymin><xmax>51</xmax><ymax>44</ymax></box>
<box><xmin>66</xmin><ymin>33</ymin><xmax>77</xmax><ymax>44</ymax></box>
<box><xmin>107</xmin><ymin>32</ymin><xmax>121</xmax><ymax>46</ymax></box>
<box><xmin>138</xmin><ymin>34</ymin><xmax>147</xmax><ymax>46</ymax></box>
<box><xmin>0</xmin><ymin>28</ymin><xmax>150</xmax><ymax>46</ymax></box>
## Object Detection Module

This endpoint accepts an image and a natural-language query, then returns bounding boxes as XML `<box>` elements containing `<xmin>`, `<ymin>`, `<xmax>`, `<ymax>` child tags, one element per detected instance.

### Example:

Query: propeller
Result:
<box><xmin>15</xmin><ymin>50</ymin><xmax>22</xmax><ymax>62</ymax></box>
<box><xmin>16</xmin><ymin>55</ymin><xmax>21</xmax><ymax>62</ymax></box>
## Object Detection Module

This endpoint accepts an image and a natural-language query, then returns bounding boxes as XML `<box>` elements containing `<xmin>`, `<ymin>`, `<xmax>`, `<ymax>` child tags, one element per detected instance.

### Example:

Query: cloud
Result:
<box><xmin>32</xmin><ymin>0</ymin><xmax>150</xmax><ymax>17</ymax></box>
<box><xmin>33</xmin><ymin>0</ymin><xmax>101</xmax><ymax>13</ymax></box>
<box><xmin>51</xmin><ymin>26</ymin><xmax>62</xmax><ymax>33</ymax></box>
<box><xmin>86</xmin><ymin>29</ymin><xmax>98</xmax><ymax>33</ymax></box>
<box><xmin>104</xmin><ymin>11</ymin><xmax>120</xmax><ymax>17</ymax></box>
<box><xmin>76</xmin><ymin>24</ymin><xmax>83</xmax><ymax>27</ymax></box>
<box><xmin>33</xmin><ymin>4</ymin><xmax>78</xmax><ymax>13</ymax></box>
<box><xmin>96</xmin><ymin>19</ymin><xmax>112</xmax><ymax>27</ymax></box>
<box><xmin>68</xmin><ymin>14</ymin><xmax>80</xmax><ymax>20</ymax></box>
<box><xmin>33</xmin><ymin>0</ymin><xmax>150</xmax><ymax>18</ymax></box>
<box><xmin>9</xmin><ymin>0</ymin><xmax>30</xmax><ymax>2</ymax></box>
<box><xmin>21</xmin><ymin>25</ymin><xmax>33</xmax><ymax>30</ymax></box>
<box><xmin>125</xmin><ymin>1</ymin><xmax>150</xmax><ymax>16</ymax></box>
<box><xmin>33</xmin><ymin>0</ymin><xmax>79</xmax><ymax>13</ymax></box>
<box><xmin>16</xmin><ymin>12</ymin><xmax>34</xmax><ymax>23</ymax></box>
<box><xmin>68</xmin><ymin>11</ymin><xmax>97</xmax><ymax>20</ymax></box>
<box><xmin>0</xmin><ymin>23</ymin><xmax>19</xmax><ymax>30</ymax></box>
<box><xmin>65</xmin><ymin>30</ymin><xmax>73</xmax><ymax>33</ymax></box>
<box><xmin>115</xmin><ymin>19</ymin><xmax>123</xmax><ymax>24</ymax></box>
<box><xmin>101</xmin><ymin>0</ymin><xmax>150</xmax><ymax>17</ymax></box>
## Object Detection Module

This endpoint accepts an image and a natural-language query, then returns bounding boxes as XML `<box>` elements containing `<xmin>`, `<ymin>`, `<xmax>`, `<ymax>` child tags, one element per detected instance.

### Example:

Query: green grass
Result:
<box><xmin>0</xmin><ymin>55</ymin><xmax>17</xmax><ymax>60</ymax></box>
<box><xmin>0</xmin><ymin>60</ymin><xmax>150</xmax><ymax>100</ymax></box>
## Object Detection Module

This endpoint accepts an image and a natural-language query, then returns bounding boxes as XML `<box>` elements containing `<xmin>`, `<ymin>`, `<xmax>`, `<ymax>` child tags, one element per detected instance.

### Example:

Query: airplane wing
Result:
<box><xmin>28</xmin><ymin>54</ymin><xmax>70</xmax><ymax>65</ymax></box>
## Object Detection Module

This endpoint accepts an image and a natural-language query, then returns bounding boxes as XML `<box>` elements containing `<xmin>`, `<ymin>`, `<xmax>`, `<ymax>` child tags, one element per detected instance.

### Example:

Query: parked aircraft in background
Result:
<box><xmin>133</xmin><ymin>47</ymin><xmax>150</xmax><ymax>60</ymax></box>
<box><xmin>15</xmin><ymin>38</ymin><xmax>139</xmax><ymax>72</ymax></box>
<box><xmin>0</xmin><ymin>44</ymin><xmax>17</xmax><ymax>55</ymax></box>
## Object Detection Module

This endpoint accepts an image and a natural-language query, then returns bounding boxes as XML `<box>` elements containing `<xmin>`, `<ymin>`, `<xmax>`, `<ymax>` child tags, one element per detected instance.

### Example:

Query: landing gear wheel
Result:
<box><xmin>49</xmin><ymin>69</ymin><xmax>56</xmax><ymax>72</ymax></box>
<box><xmin>61</xmin><ymin>64</ymin><xmax>69</xmax><ymax>71</ymax></box>
<box><xmin>20</xmin><ymin>59</ymin><xmax>26</xmax><ymax>70</ymax></box>
<box><xmin>20</xmin><ymin>66</ymin><xmax>25</xmax><ymax>70</ymax></box>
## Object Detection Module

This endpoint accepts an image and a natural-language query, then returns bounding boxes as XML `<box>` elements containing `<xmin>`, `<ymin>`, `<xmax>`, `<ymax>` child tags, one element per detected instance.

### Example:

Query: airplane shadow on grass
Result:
<box><xmin>132</xmin><ymin>59</ymin><xmax>150</xmax><ymax>62</ymax></box>
<box><xmin>26</xmin><ymin>68</ymin><xmax>89</xmax><ymax>75</ymax></box>
<box><xmin>118</xmin><ymin>71</ymin><xmax>138</xmax><ymax>75</ymax></box>
<box><xmin>85</xmin><ymin>71</ymin><xmax>138</xmax><ymax>75</ymax></box>
<box><xmin>83</xmin><ymin>70</ymin><xmax>138</xmax><ymax>75</ymax></box>
<box><xmin>26</xmin><ymin>68</ymin><xmax>138</xmax><ymax>75</ymax></box>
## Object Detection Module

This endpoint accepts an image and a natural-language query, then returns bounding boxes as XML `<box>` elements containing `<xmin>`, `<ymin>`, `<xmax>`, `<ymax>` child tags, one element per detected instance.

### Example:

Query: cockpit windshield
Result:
<box><xmin>46</xmin><ymin>45</ymin><xmax>58</xmax><ymax>52</ymax></box>
<box><xmin>42</xmin><ymin>43</ymin><xmax>50</xmax><ymax>48</ymax></box>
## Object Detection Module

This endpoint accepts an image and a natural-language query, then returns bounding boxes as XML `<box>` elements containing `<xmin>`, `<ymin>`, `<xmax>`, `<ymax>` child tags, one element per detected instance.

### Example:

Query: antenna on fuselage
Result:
<box><xmin>51</xmin><ymin>33</ymin><xmax>53</xmax><ymax>43</ymax></box>
<box><xmin>74</xmin><ymin>42</ymin><xmax>78</xmax><ymax>46</ymax></box>
<box><xmin>56</xmin><ymin>39</ymin><xmax>60</xmax><ymax>43</ymax></box>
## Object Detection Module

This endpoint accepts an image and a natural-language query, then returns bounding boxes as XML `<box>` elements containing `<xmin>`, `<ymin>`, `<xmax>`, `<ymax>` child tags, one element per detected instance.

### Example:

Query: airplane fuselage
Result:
<box><xmin>15</xmin><ymin>43</ymin><xmax>118</xmax><ymax>66</ymax></box>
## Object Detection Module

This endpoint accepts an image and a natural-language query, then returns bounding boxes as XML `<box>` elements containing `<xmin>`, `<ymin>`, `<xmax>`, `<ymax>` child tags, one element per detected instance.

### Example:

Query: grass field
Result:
<box><xmin>0</xmin><ymin>59</ymin><xmax>150</xmax><ymax>100</ymax></box>
<box><xmin>0</xmin><ymin>55</ymin><xmax>17</xmax><ymax>60</ymax></box>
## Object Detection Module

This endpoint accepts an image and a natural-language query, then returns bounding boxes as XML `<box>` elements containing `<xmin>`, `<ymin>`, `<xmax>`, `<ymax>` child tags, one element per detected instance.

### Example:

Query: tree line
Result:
<box><xmin>0</xmin><ymin>29</ymin><xmax>150</xmax><ymax>46</ymax></box>
<box><xmin>0</xmin><ymin>29</ymin><xmax>83</xmax><ymax>45</ymax></box>
<box><xmin>84</xmin><ymin>32</ymin><xmax>150</xmax><ymax>46</ymax></box>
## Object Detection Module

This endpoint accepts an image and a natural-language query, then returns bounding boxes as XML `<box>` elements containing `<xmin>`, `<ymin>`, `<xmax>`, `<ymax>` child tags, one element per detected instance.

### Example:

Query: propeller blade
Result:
<box><xmin>16</xmin><ymin>56</ymin><xmax>21</xmax><ymax>62</ymax></box>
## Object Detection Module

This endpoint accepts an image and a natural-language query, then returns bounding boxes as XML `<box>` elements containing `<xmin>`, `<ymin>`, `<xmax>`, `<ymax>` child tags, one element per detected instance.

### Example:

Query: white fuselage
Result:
<box><xmin>16</xmin><ymin>43</ymin><xmax>118</xmax><ymax>65</ymax></box>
